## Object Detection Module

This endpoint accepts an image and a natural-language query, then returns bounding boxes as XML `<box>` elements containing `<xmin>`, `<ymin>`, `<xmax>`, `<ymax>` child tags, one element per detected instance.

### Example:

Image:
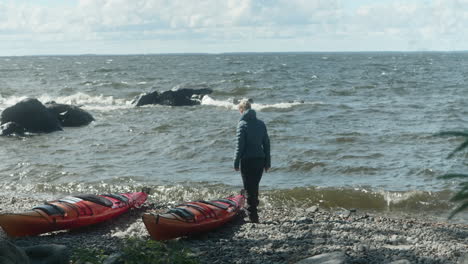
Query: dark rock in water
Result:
<box><xmin>132</xmin><ymin>91</ymin><xmax>160</xmax><ymax>106</ymax></box>
<box><xmin>287</xmin><ymin>100</ymin><xmax>305</xmax><ymax>104</ymax></box>
<box><xmin>132</xmin><ymin>88</ymin><xmax>213</xmax><ymax>106</ymax></box>
<box><xmin>0</xmin><ymin>239</ymin><xmax>30</xmax><ymax>264</ymax></box>
<box><xmin>22</xmin><ymin>244</ymin><xmax>69</xmax><ymax>264</ymax></box>
<box><xmin>0</xmin><ymin>98</ymin><xmax>62</xmax><ymax>133</ymax></box>
<box><xmin>0</xmin><ymin>122</ymin><xmax>25</xmax><ymax>136</ymax></box>
<box><xmin>45</xmin><ymin>102</ymin><xmax>94</xmax><ymax>127</ymax></box>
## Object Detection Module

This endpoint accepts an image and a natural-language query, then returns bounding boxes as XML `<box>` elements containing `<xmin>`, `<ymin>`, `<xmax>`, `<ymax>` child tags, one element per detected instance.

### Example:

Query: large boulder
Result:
<box><xmin>0</xmin><ymin>98</ymin><xmax>62</xmax><ymax>133</ymax></box>
<box><xmin>23</xmin><ymin>244</ymin><xmax>70</xmax><ymax>264</ymax></box>
<box><xmin>0</xmin><ymin>239</ymin><xmax>69</xmax><ymax>264</ymax></box>
<box><xmin>132</xmin><ymin>88</ymin><xmax>213</xmax><ymax>106</ymax></box>
<box><xmin>0</xmin><ymin>239</ymin><xmax>30</xmax><ymax>264</ymax></box>
<box><xmin>45</xmin><ymin>102</ymin><xmax>94</xmax><ymax>127</ymax></box>
<box><xmin>0</xmin><ymin>122</ymin><xmax>25</xmax><ymax>136</ymax></box>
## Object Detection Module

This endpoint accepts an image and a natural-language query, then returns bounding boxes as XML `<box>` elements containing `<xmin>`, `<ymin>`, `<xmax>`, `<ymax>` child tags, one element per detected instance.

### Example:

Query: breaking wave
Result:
<box><xmin>0</xmin><ymin>92</ymin><xmax>132</xmax><ymax>112</ymax></box>
<box><xmin>200</xmin><ymin>95</ymin><xmax>322</xmax><ymax>111</ymax></box>
<box><xmin>1</xmin><ymin>181</ymin><xmax>465</xmax><ymax>222</ymax></box>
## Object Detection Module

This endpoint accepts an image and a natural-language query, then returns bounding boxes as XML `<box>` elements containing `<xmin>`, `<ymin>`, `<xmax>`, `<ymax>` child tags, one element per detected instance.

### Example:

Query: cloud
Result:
<box><xmin>0</xmin><ymin>0</ymin><xmax>343</xmax><ymax>37</ymax></box>
<box><xmin>351</xmin><ymin>0</ymin><xmax>468</xmax><ymax>50</ymax></box>
<box><xmin>1</xmin><ymin>0</ymin><xmax>468</xmax><ymax>54</ymax></box>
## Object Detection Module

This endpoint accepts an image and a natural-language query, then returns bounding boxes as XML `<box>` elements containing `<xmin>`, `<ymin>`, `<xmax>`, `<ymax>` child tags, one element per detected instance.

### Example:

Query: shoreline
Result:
<box><xmin>1</xmin><ymin>195</ymin><xmax>467</xmax><ymax>264</ymax></box>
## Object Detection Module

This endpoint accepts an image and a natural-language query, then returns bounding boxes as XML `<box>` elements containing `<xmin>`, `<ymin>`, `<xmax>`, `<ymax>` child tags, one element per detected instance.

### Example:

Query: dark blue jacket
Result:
<box><xmin>234</xmin><ymin>109</ymin><xmax>271</xmax><ymax>169</ymax></box>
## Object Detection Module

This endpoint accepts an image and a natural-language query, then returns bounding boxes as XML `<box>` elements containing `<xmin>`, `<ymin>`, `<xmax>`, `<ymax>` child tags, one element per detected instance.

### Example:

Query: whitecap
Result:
<box><xmin>379</xmin><ymin>189</ymin><xmax>426</xmax><ymax>207</ymax></box>
<box><xmin>201</xmin><ymin>95</ymin><xmax>237</xmax><ymax>110</ymax></box>
<box><xmin>0</xmin><ymin>93</ymin><xmax>132</xmax><ymax>112</ymax></box>
<box><xmin>201</xmin><ymin>95</ymin><xmax>321</xmax><ymax>111</ymax></box>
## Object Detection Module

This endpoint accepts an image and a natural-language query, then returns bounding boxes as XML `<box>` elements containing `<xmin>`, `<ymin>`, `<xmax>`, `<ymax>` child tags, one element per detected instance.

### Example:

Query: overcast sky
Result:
<box><xmin>0</xmin><ymin>0</ymin><xmax>466</xmax><ymax>56</ymax></box>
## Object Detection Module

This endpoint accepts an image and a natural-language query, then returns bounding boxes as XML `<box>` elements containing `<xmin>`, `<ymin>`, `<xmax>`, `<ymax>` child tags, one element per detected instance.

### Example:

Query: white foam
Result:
<box><xmin>380</xmin><ymin>190</ymin><xmax>426</xmax><ymax>207</ymax></box>
<box><xmin>0</xmin><ymin>95</ymin><xmax>29</xmax><ymax>110</ymax></box>
<box><xmin>48</xmin><ymin>93</ymin><xmax>133</xmax><ymax>111</ymax></box>
<box><xmin>253</xmin><ymin>101</ymin><xmax>304</xmax><ymax>111</ymax></box>
<box><xmin>111</xmin><ymin>221</ymin><xmax>147</xmax><ymax>238</ymax></box>
<box><xmin>201</xmin><ymin>95</ymin><xmax>237</xmax><ymax>110</ymax></box>
<box><xmin>0</xmin><ymin>93</ymin><xmax>319</xmax><ymax>113</ymax></box>
<box><xmin>201</xmin><ymin>95</ymin><xmax>317</xmax><ymax>111</ymax></box>
<box><xmin>0</xmin><ymin>92</ymin><xmax>132</xmax><ymax>112</ymax></box>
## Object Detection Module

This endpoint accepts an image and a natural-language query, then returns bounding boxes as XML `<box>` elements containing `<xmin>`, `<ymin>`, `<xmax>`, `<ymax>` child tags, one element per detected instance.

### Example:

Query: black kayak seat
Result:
<box><xmin>58</xmin><ymin>196</ymin><xmax>83</xmax><ymax>204</ymax></box>
<box><xmin>198</xmin><ymin>200</ymin><xmax>229</xmax><ymax>210</ymax></box>
<box><xmin>33</xmin><ymin>203</ymin><xmax>65</xmax><ymax>216</ymax></box>
<box><xmin>216</xmin><ymin>199</ymin><xmax>236</xmax><ymax>206</ymax></box>
<box><xmin>73</xmin><ymin>194</ymin><xmax>113</xmax><ymax>207</ymax></box>
<box><xmin>102</xmin><ymin>194</ymin><xmax>129</xmax><ymax>203</ymax></box>
<box><xmin>169</xmin><ymin>208</ymin><xmax>195</xmax><ymax>220</ymax></box>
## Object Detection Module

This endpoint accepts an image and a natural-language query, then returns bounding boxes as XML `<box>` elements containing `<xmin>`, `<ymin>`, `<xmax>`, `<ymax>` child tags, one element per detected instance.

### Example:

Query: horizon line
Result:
<box><xmin>2</xmin><ymin>50</ymin><xmax>468</xmax><ymax>57</ymax></box>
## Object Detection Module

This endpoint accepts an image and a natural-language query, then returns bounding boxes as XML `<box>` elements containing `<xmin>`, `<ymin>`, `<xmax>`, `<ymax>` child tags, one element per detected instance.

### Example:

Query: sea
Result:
<box><xmin>0</xmin><ymin>52</ymin><xmax>467</xmax><ymax>223</ymax></box>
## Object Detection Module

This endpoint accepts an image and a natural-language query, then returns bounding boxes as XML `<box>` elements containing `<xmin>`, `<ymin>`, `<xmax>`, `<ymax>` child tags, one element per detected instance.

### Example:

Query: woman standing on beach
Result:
<box><xmin>234</xmin><ymin>99</ymin><xmax>271</xmax><ymax>223</ymax></box>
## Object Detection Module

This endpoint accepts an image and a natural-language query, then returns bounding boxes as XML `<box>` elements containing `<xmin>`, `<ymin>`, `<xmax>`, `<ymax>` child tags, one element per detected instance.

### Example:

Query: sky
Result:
<box><xmin>0</xmin><ymin>0</ymin><xmax>467</xmax><ymax>56</ymax></box>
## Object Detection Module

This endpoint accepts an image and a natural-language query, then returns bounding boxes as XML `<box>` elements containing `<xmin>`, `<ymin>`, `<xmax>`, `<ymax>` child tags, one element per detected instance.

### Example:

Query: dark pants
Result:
<box><xmin>240</xmin><ymin>158</ymin><xmax>264</xmax><ymax>221</ymax></box>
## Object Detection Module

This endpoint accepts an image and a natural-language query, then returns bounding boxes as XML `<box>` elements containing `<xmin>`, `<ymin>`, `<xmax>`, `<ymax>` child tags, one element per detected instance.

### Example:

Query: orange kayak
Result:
<box><xmin>143</xmin><ymin>193</ymin><xmax>245</xmax><ymax>240</ymax></box>
<box><xmin>0</xmin><ymin>191</ymin><xmax>148</xmax><ymax>237</ymax></box>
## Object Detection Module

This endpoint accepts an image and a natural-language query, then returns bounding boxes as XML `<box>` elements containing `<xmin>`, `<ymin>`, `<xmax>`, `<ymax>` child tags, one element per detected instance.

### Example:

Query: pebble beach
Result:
<box><xmin>1</xmin><ymin>195</ymin><xmax>467</xmax><ymax>264</ymax></box>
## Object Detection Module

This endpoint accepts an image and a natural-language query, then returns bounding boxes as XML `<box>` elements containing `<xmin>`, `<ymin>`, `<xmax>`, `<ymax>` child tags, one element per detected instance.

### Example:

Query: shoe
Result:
<box><xmin>249</xmin><ymin>213</ymin><xmax>259</xmax><ymax>223</ymax></box>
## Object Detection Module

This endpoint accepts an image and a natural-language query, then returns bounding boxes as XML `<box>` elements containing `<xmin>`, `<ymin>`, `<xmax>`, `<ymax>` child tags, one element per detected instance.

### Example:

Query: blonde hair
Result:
<box><xmin>238</xmin><ymin>99</ymin><xmax>251</xmax><ymax>112</ymax></box>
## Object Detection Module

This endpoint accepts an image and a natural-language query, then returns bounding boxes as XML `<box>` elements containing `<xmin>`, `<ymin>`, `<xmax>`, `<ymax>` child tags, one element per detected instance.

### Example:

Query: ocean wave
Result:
<box><xmin>1</xmin><ymin>182</ymin><xmax>463</xmax><ymax>221</ymax></box>
<box><xmin>93</xmin><ymin>67</ymin><xmax>120</xmax><ymax>73</ymax></box>
<box><xmin>0</xmin><ymin>182</ymin><xmax>238</xmax><ymax>206</ymax></box>
<box><xmin>212</xmin><ymin>86</ymin><xmax>249</xmax><ymax>96</ymax></box>
<box><xmin>200</xmin><ymin>95</ymin><xmax>321</xmax><ymax>111</ymax></box>
<box><xmin>0</xmin><ymin>92</ymin><xmax>132</xmax><ymax>112</ymax></box>
<box><xmin>287</xmin><ymin>160</ymin><xmax>327</xmax><ymax>172</ymax></box>
<box><xmin>329</xmin><ymin>89</ymin><xmax>355</xmax><ymax>96</ymax></box>
<box><xmin>332</xmin><ymin>137</ymin><xmax>358</xmax><ymax>143</ymax></box>
<box><xmin>338</xmin><ymin>153</ymin><xmax>385</xmax><ymax>160</ymax></box>
<box><xmin>263</xmin><ymin>186</ymin><xmax>457</xmax><ymax>215</ymax></box>
<box><xmin>80</xmin><ymin>80</ymin><xmax>132</xmax><ymax>89</ymax></box>
<box><xmin>337</xmin><ymin>165</ymin><xmax>380</xmax><ymax>175</ymax></box>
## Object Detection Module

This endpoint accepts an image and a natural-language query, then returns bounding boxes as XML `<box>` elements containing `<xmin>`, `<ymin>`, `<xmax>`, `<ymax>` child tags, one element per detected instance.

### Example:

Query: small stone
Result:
<box><xmin>294</xmin><ymin>251</ymin><xmax>346</xmax><ymax>264</ymax></box>
<box><xmin>339</xmin><ymin>210</ymin><xmax>351</xmax><ymax>218</ymax></box>
<box><xmin>306</xmin><ymin>206</ymin><xmax>319</xmax><ymax>213</ymax></box>
<box><xmin>313</xmin><ymin>238</ymin><xmax>326</xmax><ymax>244</ymax></box>
<box><xmin>356</xmin><ymin>244</ymin><xmax>367</xmax><ymax>252</ymax></box>
<box><xmin>458</xmin><ymin>254</ymin><xmax>468</xmax><ymax>264</ymax></box>
<box><xmin>388</xmin><ymin>260</ymin><xmax>411</xmax><ymax>264</ymax></box>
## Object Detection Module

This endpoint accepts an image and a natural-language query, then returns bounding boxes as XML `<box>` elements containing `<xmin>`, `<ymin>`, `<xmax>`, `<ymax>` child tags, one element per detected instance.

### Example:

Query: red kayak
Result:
<box><xmin>143</xmin><ymin>193</ymin><xmax>245</xmax><ymax>240</ymax></box>
<box><xmin>0</xmin><ymin>190</ymin><xmax>148</xmax><ymax>237</ymax></box>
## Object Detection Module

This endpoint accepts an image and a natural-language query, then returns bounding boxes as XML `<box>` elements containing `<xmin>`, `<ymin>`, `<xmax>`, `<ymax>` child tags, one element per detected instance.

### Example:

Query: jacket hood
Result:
<box><xmin>240</xmin><ymin>109</ymin><xmax>257</xmax><ymax>121</ymax></box>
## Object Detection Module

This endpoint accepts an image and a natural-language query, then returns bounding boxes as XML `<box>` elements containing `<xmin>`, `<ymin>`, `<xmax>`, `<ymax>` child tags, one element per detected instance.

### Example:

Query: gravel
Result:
<box><xmin>0</xmin><ymin>195</ymin><xmax>467</xmax><ymax>264</ymax></box>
